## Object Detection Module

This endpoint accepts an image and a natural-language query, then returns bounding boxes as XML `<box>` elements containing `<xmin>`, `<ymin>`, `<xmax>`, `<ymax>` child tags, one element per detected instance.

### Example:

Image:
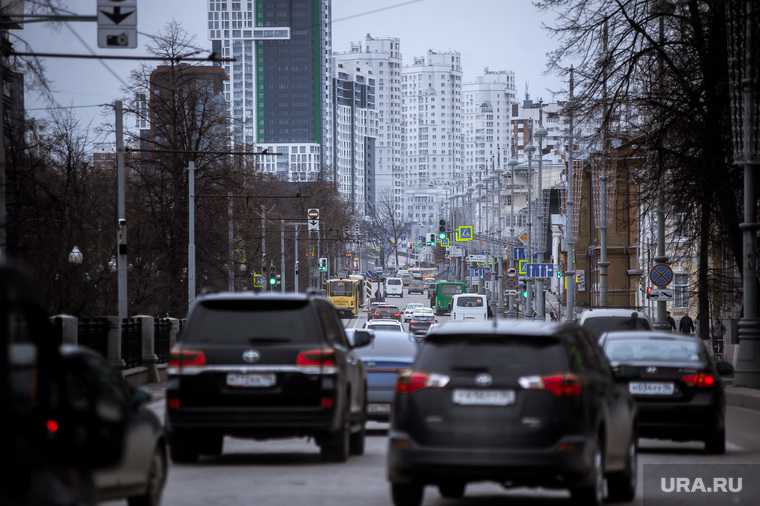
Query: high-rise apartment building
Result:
<box><xmin>332</xmin><ymin>62</ymin><xmax>378</xmax><ymax>217</ymax></box>
<box><xmin>401</xmin><ymin>50</ymin><xmax>463</xmax><ymax>231</ymax></box>
<box><xmin>207</xmin><ymin>0</ymin><xmax>332</xmax><ymax>182</ymax></box>
<box><xmin>463</xmin><ymin>68</ymin><xmax>515</xmax><ymax>181</ymax></box>
<box><xmin>334</xmin><ymin>34</ymin><xmax>402</xmax><ymax>216</ymax></box>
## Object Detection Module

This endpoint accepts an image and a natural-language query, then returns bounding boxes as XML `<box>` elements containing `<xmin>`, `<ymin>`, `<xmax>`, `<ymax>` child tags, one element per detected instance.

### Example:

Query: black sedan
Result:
<box><xmin>599</xmin><ymin>331</ymin><xmax>733</xmax><ymax>454</ymax></box>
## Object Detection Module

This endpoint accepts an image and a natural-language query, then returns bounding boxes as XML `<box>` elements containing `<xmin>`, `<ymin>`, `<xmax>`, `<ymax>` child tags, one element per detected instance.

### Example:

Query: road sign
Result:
<box><xmin>307</xmin><ymin>208</ymin><xmax>320</xmax><ymax>220</ymax></box>
<box><xmin>252</xmin><ymin>273</ymin><xmax>264</xmax><ymax>289</ymax></box>
<box><xmin>653</xmin><ymin>288</ymin><xmax>674</xmax><ymax>301</ymax></box>
<box><xmin>524</xmin><ymin>263</ymin><xmax>556</xmax><ymax>279</ymax></box>
<box><xmin>450</xmin><ymin>246</ymin><xmax>464</xmax><ymax>258</ymax></box>
<box><xmin>649</xmin><ymin>264</ymin><xmax>674</xmax><ymax>288</ymax></box>
<box><xmin>512</xmin><ymin>247</ymin><xmax>526</xmax><ymax>260</ymax></box>
<box><xmin>518</xmin><ymin>259</ymin><xmax>528</xmax><ymax>276</ymax></box>
<box><xmin>308</xmin><ymin>219</ymin><xmax>320</xmax><ymax>232</ymax></box>
<box><xmin>455</xmin><ymin>225</ymin><xmax>474</xmax><ymax>242</ymax></box>
<box><xmin>507</xmin><ymin>267</ymin><xmax>517</xmax><ymax>277</ymax></box>
<box><xmin>467</xmin><ymin>254</ymin><xmax>488</xmax><ymax>264</ymax></box>
<box><xmin>577</xmin><ymin>270</ymin><xmax>586</xmax><ymax>291</ymax></box>
<box><xmin>518</xmin><ymin>233</ymin><xmax>529</xmax><ymax>245</ymax></box>
<box><xmin>97</xmin><ymin>0</ymin><xmax>138</xmax><ymax>49</ymax></box>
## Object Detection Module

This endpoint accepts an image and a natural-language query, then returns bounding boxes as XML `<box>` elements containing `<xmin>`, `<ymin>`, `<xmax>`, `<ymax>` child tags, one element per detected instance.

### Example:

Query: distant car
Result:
<box><xmin>408</xmin><ymin>311</ymin><xmax>437</xmax><ymax>336</ymax></box>
<box><xmin>372</xmin><ymin>305</ymin><xmax>402</xmax><ymax>321</ymax></box>
<box><xmin>386</xmin><ymin>277</ymin><xmax>404</xmax><ymax>297</ymax></box>
<box><xmin>402</xmin><ymin>303</ymin><xmax>424</xmax><ymax>322</ymax></box>
<box><xmin>599</xmin><ymin>331</ymin><xmax>733</xmax><ymax>454</ymax></box>
<box><xmin>407</xmin><ymin>278</ymin><xmax>426</xmax><ymax>295</ymax></box>
<box><xmin>388</xmin><ymin>320</ymin><xmax>638</xmax><ymax>506</ymax></box>
<box><xmin>451</xmin><ymin>293</ymin><xmax>488</xmax><ymax>321</ymax></box>
<box><xmin>354</xmin><ymin>330</ymin><xmax>418</xmax><ymax>421</ymax></box>
<box><xmin>365</xmin><ymin>319</ymin><xmax>406</xmax><ymax>333</ymax></box>
<box><xmin>579</xmin><ymin>308</ymin><xmax>651</xmax><ymax>338</ymax></box>
<box><xmin>166</xmin><ymin>292</ymin><xmax>372</xmax><ymax>463</ymax></box>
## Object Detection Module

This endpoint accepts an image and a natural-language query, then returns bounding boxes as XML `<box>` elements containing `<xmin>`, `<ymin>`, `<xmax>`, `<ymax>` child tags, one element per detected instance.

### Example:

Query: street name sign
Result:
<box><xmin>467</xmin><ymin>254</ymin><xmax>489</xmax><ymax>264</ymax></box>
<box><xmin>97</xmin><ymin>0</ymin><xmax>138</xmax><ymax>49</ymax></box>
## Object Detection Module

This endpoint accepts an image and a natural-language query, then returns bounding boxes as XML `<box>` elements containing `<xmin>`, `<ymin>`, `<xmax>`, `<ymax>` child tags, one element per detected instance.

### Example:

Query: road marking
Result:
<box><xmin>727</xmin><ymin>441</ymin><xmax>743</xmax><ymax>451</ymax></box>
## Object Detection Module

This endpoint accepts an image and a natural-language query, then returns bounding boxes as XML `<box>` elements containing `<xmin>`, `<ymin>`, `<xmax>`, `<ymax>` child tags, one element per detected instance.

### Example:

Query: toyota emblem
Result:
<box><xmin>242</xmin><ymin>350</ymin><xmax>260</xmax><ymax>363</ymax></box>
<box><xmin>475</xmin><ymin>373</ymin><xmax>493</xmax><ymax>387</ymax></box>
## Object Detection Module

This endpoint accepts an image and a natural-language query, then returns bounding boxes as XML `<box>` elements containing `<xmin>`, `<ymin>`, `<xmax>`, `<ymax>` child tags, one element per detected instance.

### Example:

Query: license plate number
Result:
<box><xmin>226</xmin><ymin>373</ymin><xmax>276</xmax><ymax>388</ymax></box>
<box><xmin>629</xmin><ymin>382</ymin><xmax>674</xmax><ymax>395</ymax></box>
<box><xmin>368</xmin><ymin>403</ymin><xmax>391</xmax><ymax>414</ymax></box>
<box><xmin>453</xmin><ymin>389</ymin><xmax>515</xmax><ymax>406</ymax></box>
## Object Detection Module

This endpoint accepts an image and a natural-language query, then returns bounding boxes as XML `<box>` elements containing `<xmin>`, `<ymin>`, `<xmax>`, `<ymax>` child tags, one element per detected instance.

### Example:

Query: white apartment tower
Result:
<box><xmin>207</xmin><ymin>0</ymin><xmax>332</xmax><ymax>182</ymax></box>
<box><xmin>464</xmin><ymin>68</ymin><xmax>516</xmax><ymax>181</ymax></box>
<box><xmin>333</xmin><ymin>35</ymin><xmax>402</xmax><ymax>216</ymax></box>
<box><xmin>401</xmin><ymin>50</ymin><xmax>463</xmax><ymax>229</ymax></box>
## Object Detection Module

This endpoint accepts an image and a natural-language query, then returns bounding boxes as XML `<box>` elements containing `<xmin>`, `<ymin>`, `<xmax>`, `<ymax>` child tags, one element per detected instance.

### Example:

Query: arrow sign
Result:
<box><xmin>97</xmin><ymin>0</ymin><xmax>137</xmax><ymax>49</ymax></box>
<box><xmin>308</xmin><ymin>219</ymin><xmax>320</xmax><ymax>232</ymax></box>
<box><xmin>101</xmin><ymin>6</ymin><xmax>134</xmax><ymax>24</ymax></box>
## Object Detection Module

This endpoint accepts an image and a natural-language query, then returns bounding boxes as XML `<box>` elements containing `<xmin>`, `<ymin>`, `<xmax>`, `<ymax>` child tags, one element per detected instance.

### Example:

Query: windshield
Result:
<box><xmin>582</xmin><ymin>316</ymin><xmax>651</xmax><ymax>336</ymax></box>
<box><xmin>604</xmin><ymin>338</ymin><xmax>706</xmax><ymax>364</ymax></box>
<box><xmin>328</xmin><ymin>281</ymin><xmax>353</xmax><ymax>297</ymax></box>
<box><xmin>456</xmin><ymin>296</ymin><xmax>483</xmax><ymax>307</ymax></box>
<box><xmin>387</xmin><ymin>279</ymin><xmax>402</xmax><ymax>286</ymax></box>
<box><xmin>439</xmin><ymin>284</ymin><xmax>464</xmax><ymax>296</ymax></box>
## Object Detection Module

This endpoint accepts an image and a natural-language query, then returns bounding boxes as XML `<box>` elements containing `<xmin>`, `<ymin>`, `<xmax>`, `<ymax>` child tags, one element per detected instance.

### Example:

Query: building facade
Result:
<box><xmin>332</xmin><ymin>62</ymin><xmax>378</xmax><ymax>217</ymax></box>
<box><xmin>333</xmin><ymin>34</ymin><xmax>402</xmax><ymax>217</ymax></box>
<box><xmin>207</xmin><ymin>0</ymin><xmax>332</xmax><ymax>181</ymax></box>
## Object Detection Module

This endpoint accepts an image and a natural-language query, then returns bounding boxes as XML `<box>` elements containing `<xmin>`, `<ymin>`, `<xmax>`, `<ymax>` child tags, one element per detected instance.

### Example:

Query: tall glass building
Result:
<box><xmin>207</xmin><ymin>0</ymin><xmax>332</xmax><ymax>182</ymax></box>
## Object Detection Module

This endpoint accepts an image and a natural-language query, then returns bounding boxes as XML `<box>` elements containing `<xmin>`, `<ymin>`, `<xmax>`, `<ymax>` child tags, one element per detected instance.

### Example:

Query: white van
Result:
<box><xmin>451</xmin><ymin>293</ymin><xmax>488</xmax><ymax>321</ymax></box>
<box><xmin>385</xmin><ymin>277</ymin><xmax>404</xmax><ymax>298</ymax></box>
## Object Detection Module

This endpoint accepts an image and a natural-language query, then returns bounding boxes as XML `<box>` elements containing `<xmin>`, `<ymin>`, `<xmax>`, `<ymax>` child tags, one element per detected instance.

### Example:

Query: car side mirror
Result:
<box><xmin>351</xmin><ymin>329</ymin><xmax>374</xmax><ymax>349</ymax></box>
<box><xmin>716</xmin><ymin>361</ymin><xmax>734</xmax><ymax>377</ymax></box>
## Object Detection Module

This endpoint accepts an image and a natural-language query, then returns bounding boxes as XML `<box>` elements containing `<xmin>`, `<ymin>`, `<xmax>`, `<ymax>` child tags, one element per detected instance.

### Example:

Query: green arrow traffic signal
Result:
<box><xmin>438</xmin><ymin>231</ymin><xmax>447</xmax><ymax>241</ymax></box>
<box><xmin>522</xmin><ymin>290</ymin><xmax>529</xmax><ymax>298</ymax></box>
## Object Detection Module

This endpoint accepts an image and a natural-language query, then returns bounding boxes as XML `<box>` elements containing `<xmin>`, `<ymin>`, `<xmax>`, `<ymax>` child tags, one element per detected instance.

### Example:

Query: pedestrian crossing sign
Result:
<box><xmin>455</xmin><ymin>225</ymin><xmax>474</xmax><ymax>242</ymax></box>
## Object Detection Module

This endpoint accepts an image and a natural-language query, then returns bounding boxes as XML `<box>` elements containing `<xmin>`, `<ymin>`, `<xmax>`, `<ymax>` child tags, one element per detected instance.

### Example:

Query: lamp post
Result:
<box><xmin>526</xmin><ymin>143</ymin><xmax>536</xmax><ymax>318</ymax></box>
<box><xmin>535</xmin><ymin>110</ymin><xmax>548</xmax><ymax>320</ymax></box>
<box><xmin>508</xmin><ymin>158</ymin><xmax>519</xmax><ymax>318</ymax></box>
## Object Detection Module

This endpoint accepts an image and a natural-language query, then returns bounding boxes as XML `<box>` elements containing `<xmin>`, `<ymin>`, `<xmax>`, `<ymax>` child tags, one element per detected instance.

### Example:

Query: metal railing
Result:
<box><xmin>78</xmin><ymin>318</ymin><xmax>110</xmax><ymax>358</ymax></box>
<box><xmin>121</xmin><ymin>318</ymin><xmax>141</xmax><ymax>368</ymax></box>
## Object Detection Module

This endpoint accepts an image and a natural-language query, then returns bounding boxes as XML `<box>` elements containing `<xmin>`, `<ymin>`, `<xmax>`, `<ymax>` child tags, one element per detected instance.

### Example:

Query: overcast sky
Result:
<box><xmin>21</xmin><ymin>0</ymin><xmax>566</xmax><ymax>135</ymax></box>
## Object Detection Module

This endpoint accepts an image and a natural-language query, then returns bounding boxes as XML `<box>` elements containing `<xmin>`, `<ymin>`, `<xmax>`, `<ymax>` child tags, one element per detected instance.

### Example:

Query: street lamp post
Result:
<box><xmin>535</xmin><ymin>106</ymin><xmax>548</xmax><ymax>320</ymax></box>
<box><xmin>508</xmin><ymin>158</ymin><xmax>519</xmax><ymax>318</ymax></box>
<box><xmin>526</xmin><ymin>143</ymin><xmax>536</xmax><ymax>318</ymax></box>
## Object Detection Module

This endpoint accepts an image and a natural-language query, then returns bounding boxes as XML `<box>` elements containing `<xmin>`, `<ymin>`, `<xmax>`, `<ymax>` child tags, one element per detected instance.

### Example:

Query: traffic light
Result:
<box><xmin>427</xmin><ymin>233</ymin><xmax>436</xmax><ymax>246</ymax></box>
<box><xmin>268</xmin><ymin>269</ymin><xmax>277</xmax><ymax>287</ymax></box>
<box><xmin>519</xmin><ymin>280</ymin><xmax>528</xmax><ymax>298</ymax></box>
<box><xmin>319</xmin><ymin>257</ymin><xmax>328</xmax><ymax>273</ymax></box>
<box><xmin>438</xmin><ymin>219</ymin><xmax>447</xmax><ymax>241</ymax></box>
<box><xmin>646</xmin><ymin>286</ymin><xmax>654</xmax><ymax>299</ymax></box>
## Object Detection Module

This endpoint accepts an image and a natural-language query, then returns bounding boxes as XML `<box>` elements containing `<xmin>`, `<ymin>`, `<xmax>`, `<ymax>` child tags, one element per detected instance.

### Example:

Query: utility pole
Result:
<box><xmin>187</xmin><ymin>160</ymin><xmax>196</xmax><ymax>308</ymax></box>
<box><xmin>526</xmin><ymin>141</ymin><xmax>536</xmax><ymax>318</ymax></box>
<box><xmin>566</xmin><ymin>66</ymin><xmax>577</xmax><ymax>321</ymax></box>
<box><xmin>508</xmin><ymin>158</ymin><xmax>519</xmax><ymax>318</ymax></box>
<box><xmin>294</xmin><ymin>224</ymin><xmax>300</xmax><ymax>293</ymax></box>
<box><xmin>280</xmin><ymin>219</ymin><xmax>285</xmax><ymax>292</ymax></box>
<box><xmin>0</xmin><ymin>30</ymin><xmax>6</xmax><ymax>259</ymax></box>
<box><xmin>115</xmin><ymin>100</ymin><xmax>128</xmax><ymax>321</ymax></box>
<box><xmin>260</xmin><ymin>204</ymin><xmax>266</xmax><ymax>275</ymax></box>
<box><xmin>535</xmin><ymin>101</ymin><xmax>547</xmax><ymax>320</ymax></box>
<box><xmin>599</xmin><ymin>18</ymin><xmax>610</xmax><ymax>307</ymax></box>
<box><xmin>227</xmin><ymin>193</ymin><xmax>235</xmax><ymax>291</ymax></box>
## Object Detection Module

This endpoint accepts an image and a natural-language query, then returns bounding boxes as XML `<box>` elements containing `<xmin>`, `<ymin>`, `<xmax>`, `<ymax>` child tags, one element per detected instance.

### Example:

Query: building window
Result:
<box><xmin>674</xmin><ymin>273</ymin><xmax>689</xmax><ymax>308</ymax></box>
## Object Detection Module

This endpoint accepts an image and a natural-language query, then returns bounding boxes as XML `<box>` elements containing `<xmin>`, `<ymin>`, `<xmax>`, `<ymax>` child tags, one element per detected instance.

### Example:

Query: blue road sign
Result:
<box><xmin>525</xmin><ymin>263</ymin><xmax>557</xmax><ymax>279</ymax></box>
<box><xmin>649</xmin><ymin>263</ymin><xmax>674</xmax><ymax>288</ymax></box>
<box><xmin>513</xmin><ymin>247</ymin><xmax>526</xmax><ymax>260</ymax></box>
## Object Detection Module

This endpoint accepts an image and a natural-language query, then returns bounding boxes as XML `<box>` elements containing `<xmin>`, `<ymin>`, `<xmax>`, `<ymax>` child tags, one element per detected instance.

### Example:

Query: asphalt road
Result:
<box><xmin>132</xmin><ymin>291</ymin><xmax>760</xmax><ymax>506</ymax></box>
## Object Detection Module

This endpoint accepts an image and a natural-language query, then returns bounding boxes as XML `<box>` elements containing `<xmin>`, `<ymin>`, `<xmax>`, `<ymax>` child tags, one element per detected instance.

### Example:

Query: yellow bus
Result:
<box><xmin>326</xmin><ymin>278</ymin><xmax>363</xmax><ymax>318</ymax></box>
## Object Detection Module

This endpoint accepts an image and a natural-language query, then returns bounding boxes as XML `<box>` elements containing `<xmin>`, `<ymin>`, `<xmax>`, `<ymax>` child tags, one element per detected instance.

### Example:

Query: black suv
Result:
<box><xmin>166</xmin><ymin>292</ymin><xmax>371</xmax><ymax>463</ymax></box>
<box><xmin>387</xmin><ymin>320</ymin><xmax>638</xmax><ymax>506</ymax></box>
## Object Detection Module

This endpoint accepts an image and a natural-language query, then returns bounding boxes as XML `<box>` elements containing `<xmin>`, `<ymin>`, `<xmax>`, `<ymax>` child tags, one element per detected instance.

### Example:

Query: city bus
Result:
<box><xmin>431</xmin><ymin>280</ymin><xmax>467</xmax><ymax>315</ymax></box>
<box><xmin>326</xmin><ymin>278</ymin><xmax>363</xmax><ymax>318</ymax></box>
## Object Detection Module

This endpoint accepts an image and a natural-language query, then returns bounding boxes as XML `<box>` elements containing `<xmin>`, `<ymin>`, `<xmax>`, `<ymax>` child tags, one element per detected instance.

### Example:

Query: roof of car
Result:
<box><xmin>428</xmin><ymin>319</ymin><xmax>580</xmax><ymax>337</ymax></box>
<box><xmin>602</xmin><ymin>330</ymin><xmax>697</xmax><ymax>341</ymax></box>
<box><xmin>195</xmin><ymin>291</ymin><xmax>315</xmax><ymax>303</ymax></box>
<box><xmin>579</xmin><ymin>308</ymin><xmax>648</xmax><ymax>319</ymax></box>
<box><xmin>367</xmin><ymin>319</ymin><xmax>403</xmax><ymax>324</ymax></box>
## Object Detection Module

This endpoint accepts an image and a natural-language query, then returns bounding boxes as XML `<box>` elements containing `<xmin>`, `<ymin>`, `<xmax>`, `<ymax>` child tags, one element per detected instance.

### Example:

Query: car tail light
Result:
<box><xmin>395</xmin><ymin>370</ymin><xmax>450</xmax><ymax>394</ymax></box>
<box><xmin>320</xmin><ymin>397</ymin><xmax>335</xmax><ymax>409</ymax></box>
<box><xmin>297</xmin><ymin>348</ymin><xmax>336</xmax><ymax>367</ymax></box>
<box><xmin>167</xmin><ymin>398</ymin><xmax>181</xmax><ymax>410</ymax></box>
<box><xmin>393</xmin><ymin>312</ymin><xmax>401</xmax><ymax>318</ymax></box>
<box><xmin>681</xmin><ymin>372</ymin><xmax>716</xmax><ymax>388</ymax></box>
<box><xmin>168</xmin><ymin>347</ymin><xmax>206</xmax><ymax>368</ymax></box>
<box><xmin>519</xmin><ymin>373</ymin><xmax>583</xmax><ymax>397</ymax></box>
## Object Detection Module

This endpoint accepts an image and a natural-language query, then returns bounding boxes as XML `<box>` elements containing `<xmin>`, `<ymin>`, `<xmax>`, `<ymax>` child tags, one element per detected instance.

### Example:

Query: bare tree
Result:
<box><xmin>368</xmin><ymin>191</ymin><xmax>407</xmax><ymax>269</ymax></box>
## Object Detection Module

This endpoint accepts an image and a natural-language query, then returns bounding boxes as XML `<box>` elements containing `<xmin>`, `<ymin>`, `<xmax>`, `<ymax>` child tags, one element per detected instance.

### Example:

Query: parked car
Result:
<box><xmin>407</xmin><ymin>278</ymin><xmax>426</xmax><ymax>295</ymax></box>
<box><xmin>579</xmin><ymin>308</ymin><xmax>651</xmax><ymax>338</ymax></box>
<box><xmin>388</xmin><ymin>320</ymin><xmax>638</xmax><ymax>506</ymax></box>
<box><xmin>451</xmin><ymin>293</ymin><xmax>488</xmax><ymax>321</ymax></box>
<box><xmin>599</xmin><ymin>330</ymin><xmax>733</xmax><ymax>454</ymax></box>
<box><xmin>402</xmin><ymin>303</ymin><xmax>424</xmax><ymax>322</ymax></box>
<box><xmin>365</xmin><ymin>319</ymin><xmax>406</xmax><ymax>333</ymax></box>
<box><xmin>60</xmin><ymin>346</ymin><xmax>168</xmax><ymax>506</ymax></box>
<box><xmin>354</xmin><ymin>330</ymin><xmax>418</xmax><ymax>421</ymax></box>
<box><xmin>408</xmin><ymin>311</ymin><xmax>437</xmax><ymax>336</ymax></box>
<box><xmin>166</xmin><ymin>292</ymin><xmax>372</xmax><ymax>463</ymax></box>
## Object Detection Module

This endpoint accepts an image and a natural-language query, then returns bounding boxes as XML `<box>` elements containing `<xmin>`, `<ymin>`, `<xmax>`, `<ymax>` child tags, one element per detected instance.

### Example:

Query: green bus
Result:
<box><xmin>432</xmin><ymin>280</ymin><xmax>467</xmax><ymax>315</ymax></box>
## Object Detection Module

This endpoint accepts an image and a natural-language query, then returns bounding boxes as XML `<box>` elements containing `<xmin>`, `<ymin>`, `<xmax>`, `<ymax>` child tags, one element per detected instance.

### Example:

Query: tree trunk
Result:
<box><xmin>698</xmin><ymin>201</ymin><xmax>711</xmax><ymax>340</ymax></box>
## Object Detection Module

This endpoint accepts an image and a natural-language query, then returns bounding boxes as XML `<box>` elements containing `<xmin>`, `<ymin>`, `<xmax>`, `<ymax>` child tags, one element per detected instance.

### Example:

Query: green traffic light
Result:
<box><xmin>522</xmin><ymin>290</ymin><xmax>529</xmax><ymax>298</ymax></box>
<box><xmin>438</xmin><ymin>232</ymin><xmax>446</xmax><ymax>240</ymax></box>
<box><xmin>269</xmin><ymin>277</ymin><xmax>277</xmax><ymax>286</ymax></box>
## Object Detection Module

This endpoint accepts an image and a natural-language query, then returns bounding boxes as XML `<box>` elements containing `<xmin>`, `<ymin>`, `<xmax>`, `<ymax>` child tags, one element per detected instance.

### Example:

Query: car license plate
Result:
<box><xmin>628</xmin><ymin>382</ymin><xmax>674</xmax><ymax>395</ymax></box>
<box><xmin>226</xmin><ymin>373</ymin><xmax>276</xmax><ymax>388</ymax></box>
<box><xmin>368</xmin><ymin>403</ymin><xmax>391</xmax><ymax>414</ymax></box>
<box><xmin>452</xmin><ymin>389</ymin><xmax>515</xmax><ymax>406</ymax></box>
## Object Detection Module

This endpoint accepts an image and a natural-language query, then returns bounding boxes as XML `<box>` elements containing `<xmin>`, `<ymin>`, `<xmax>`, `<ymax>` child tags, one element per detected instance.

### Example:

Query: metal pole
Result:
<box><xmin>0</xmin><ymin>33</ymin><xmax>6</xmax><ymax>259</ymax></box>
<box><xmin>536</xmin><ymin>103</ymin><xmax>546</xmax><ymax>320</ymax></box>
<box><xmin>228</xmin><ymin>193</ymin><xmax>235</xmax><ymax>291</ymax></box>
<box><xmin>566</xmin><ymin>67</ymin><xmax>577</xmax><ymax>321</ymax></box>
<box><xmin>260</xmin><ymin>204</ymin><xmax>266</xmax><ymax>275</ymax></box>
<box><xmin>317</xmin><ymin>229</ymin><xmax>321</xmax><ymax>288</ymax></box>
<box><xmin>294</xmin><ymin>225</ymin><xmax>300</xmax><ymax>293</ymax></box>
<box><xmin>280</xmin><ymin>219</ymin><xmax>285</xmax><ymax>292</ymax></box>
<box><xmin>599</xmin><ymin>18</ymin><xmax>610</xmax><ymax>308</ymax></box>
<box><xmin>654</xmin><ymin>13</ymin><xmax>670</xmax><ymax>330</ymax></box>
<box><xmin>187</xmin><ymin>160</ymin><xmax>196</xmax><ymax>309</ymax></box>
<box><xmin>115</xmin><ymin>100</ymin><xmax>128</xmax><ymax>321</ymax></box>
<box><xmin>526</xmin><ymin>143</ymin><xmax>535</xmax><ymax>318</ymax></box>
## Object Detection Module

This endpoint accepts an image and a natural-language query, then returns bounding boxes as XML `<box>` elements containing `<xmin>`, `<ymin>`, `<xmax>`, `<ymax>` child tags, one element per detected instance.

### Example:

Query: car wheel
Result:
<box><xmin>169</xmin><ymin>430</ymin><xmax>199</xmax><ymax>464</ymax></box>
<box><xmin>607</xmin><ymin>438</ymin><xmax>637</xmax><ymax>502</ymax></box>
<box><xmin>391</xmin><ymin>483</ymin><xmax>424</xmax><ymax>506</ymax></box>
<box><xmin>570</xmin><ymin>442</ymin><xmax>605</xmax><ymax>506</ymax></box>
<box><xmin>320</xmin><ymin>416</ymin><xmax>350</xmax><ymax>463</ymax></box>
<box><xmin>438</xmin><ymin>482</ymin><xmax>466</xmax><ymax>499</ymax></box>
<box><xmin>705</xmin><ymin>426</ymin><xmax>726</xmax><ymax>455</ymax></box>
<box><xmin>349</xmin><ymin>423</ymin><xmax>366</xmax><ymax>456</ymax></box>
<box><xmin>128</xmin><ymin>445</ymin><xmax>167</xmax><ymax>506</ymax></box>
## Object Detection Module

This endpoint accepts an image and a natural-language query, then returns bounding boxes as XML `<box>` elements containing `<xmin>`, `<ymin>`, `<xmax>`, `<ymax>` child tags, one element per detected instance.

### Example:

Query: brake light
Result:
<box><xmin>396</xmin><ymin>370</ymin><xmax>450</xmax><ymax>394</ymax></box>
<box><xmin>169</xmin><ymin>347</ymin><xmax>206</xmax><ymax>368</ymax></box>
<box><xmin>681</xmin><ymin>372</ymin><xmax>716</xmax><ymax>388</ymax></box>
<box><xmin>519</xmin><ymin>373</ymin><xmax>582</xmax><ymax>397</ymax></box>
<box><xmin>297</xmin><ymin>348</ymin><xmax>336</xmax><ymax>367</ymax></box>
<box><xmin>393</xmin><ymin>312</ymin><xmax>401</xmax><ymax>318</ymax></box>
<box><xmin>167</xmin><ymin>398</ymin><xmax>181</xmax><ymax>410</ymax></box>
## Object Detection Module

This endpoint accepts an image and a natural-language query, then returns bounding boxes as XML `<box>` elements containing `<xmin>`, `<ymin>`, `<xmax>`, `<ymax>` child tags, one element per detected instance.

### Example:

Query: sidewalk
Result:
<box><xmin>726</xmin><ymin>385</ymin><xmax>760</xmax><ymax>412</ymax></box>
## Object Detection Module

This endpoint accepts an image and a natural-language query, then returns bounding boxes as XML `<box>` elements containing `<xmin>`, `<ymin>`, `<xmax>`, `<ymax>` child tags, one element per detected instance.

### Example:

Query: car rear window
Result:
<box><xmin>183</xmin><ymin>300</ymin><xmax>316</xmax><ymax>343</ymax></box>
<box><xmin>328</xmin><ymin>281</ymin><xmax>353</xmax><ymax>296</ymax></box>
<box><xmin>439</xmin><ymin>284</ymin><xmax>464</xmax><ymax>296</ymax></box>
<box><xmin>582</xmin><ymin>316</ymin><xmax>651</xmax><ymax>336</ymax></box>
<box><xmin>356</xmin><ymin>332</ymin><xmax>417</xmax><ymax>359</ymax></box>
<box><xmin>416</xmin><ymin>335</ymin><xmax>569</xmax><ymax>375</ymax></box>
<box><xmin>412</xmin><ymin>315</ymin><xmax>434</xmax><ymax>321</ymax></box>
<box><xmin>368</xmin><ymin>324</ymin><xmax>402</xmax><ymax>332</ymax></box>
<box><xmin>456</xmin><ymin>296</ymin><xmax>483</xmax><ymax>307</ymax></box>
<box><xmin>387</xmin><ymin>279</ymin><xmax>402</xmax><ymax>286</ymax></box>
<box><xmin>604</xmin><ymin>337</ymin><xmax>705</xmax><ymax>363</ymax></box>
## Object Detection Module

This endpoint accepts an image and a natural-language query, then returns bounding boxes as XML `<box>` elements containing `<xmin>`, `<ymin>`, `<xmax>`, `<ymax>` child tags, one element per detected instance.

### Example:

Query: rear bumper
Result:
<box><xmin>636</xmin><ymin>396</ymin><xmax>723</xmax><ymax>439</ymax></box>
<box><xmin>387</xmin><ymin>431</ymin><xmax>593</xmax><ymax>486</ymax></box>
<box><xmin>167</xmin><ymin>406</ymin><xmax>339</xmax><ymax>436</ymax></box>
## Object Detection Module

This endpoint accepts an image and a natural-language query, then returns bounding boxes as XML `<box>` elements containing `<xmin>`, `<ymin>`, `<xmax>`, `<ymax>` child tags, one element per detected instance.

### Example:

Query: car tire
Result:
<box><xmin>169</xmin><ymin>431</ymin><xmax>199</xmax><ymax>464</ymax></box>
<box><xmin>438</xmin><ymin>482</ymin><xmax>466</xmax><ymax>499</ymax></box>
<box><xmin>349</xmin><ymin>423</ymin><xmax>366</xmax><ymax>456</ymax></box>
<box><xmin>607</xmin><ymin>438</ymin><xmax>637</xmax><ymax>502</ymax></box>
<box><xmin>128</xmin><ymin>444</ymin><xmax>167</xmax><ymax>506</ymax></box>
<box><xmin>705</xmin><ymin>426</ymin><xmax>726</xmax><ymax>455</ymax></box>
<box><xmin>570</xmin><ymin>442</ymin><xmax>605</xmax><ymax>506</ymax></box>
<box><xmin>320</xmin><ymin>417</ymin><xmax>350</xmax><ymax>463</ymax></box>
<box><xmin>391</xmin><ymin>483</ymin><xmax>424</xmax><ymax>506</ymax></box>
